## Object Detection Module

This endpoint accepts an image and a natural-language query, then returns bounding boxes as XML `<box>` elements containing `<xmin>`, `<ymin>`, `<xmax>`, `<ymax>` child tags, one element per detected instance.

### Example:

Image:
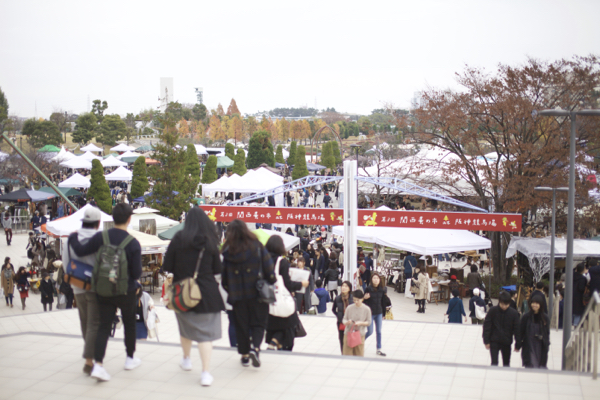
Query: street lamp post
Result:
<box><xmin>534</xmin><ymin>186</ymin><xmax>568</xmax><ymax>321</ymax></box>
<box><xmin>350</xmin><ymin>143</ymin><xmax>360</xmax><ymax>205</ymax></box>
<box><xmin>539</xmin><ymin>108</ymin><xmax>600</xmax><ymax>370</ymax></box>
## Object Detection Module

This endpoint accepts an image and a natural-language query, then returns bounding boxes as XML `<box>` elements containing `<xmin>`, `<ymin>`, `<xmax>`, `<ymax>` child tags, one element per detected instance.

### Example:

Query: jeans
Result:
<box><xmin>95</xmin><ymin>291</ymin><xmax>137</xmax><ymax>363</ymax></box>
<box><xmin>490</xmin><ymin>342</ymin><xmax>511</xmax><ymax>366</ymax></box>
<box><xmin>4</xmin><ymin>294</ymin><xmax>12</xmax><ymax>305</ymax></box>
<box><xmin>366</xmin><ymin>313</ymin><xmax>383</xmax><ymax>350</ymax></box>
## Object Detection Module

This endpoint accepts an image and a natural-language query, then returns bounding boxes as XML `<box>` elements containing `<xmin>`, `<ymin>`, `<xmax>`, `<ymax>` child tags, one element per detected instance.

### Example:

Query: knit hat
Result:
<box><xmin>450</xmin><ymin>275</ymin><xmax>457</xmax><ymax>280</ymax></box>
<box><xmin>473</xmin><ymin>288</ymin><xmax>480</xmax><ymax>296</ymax></box>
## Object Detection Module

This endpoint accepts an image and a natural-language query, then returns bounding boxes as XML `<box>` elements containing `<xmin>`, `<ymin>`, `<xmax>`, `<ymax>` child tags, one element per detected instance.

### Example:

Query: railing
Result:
<box><xmin>565</xmin><ymin>291</ymin><xmax>600</xmax><ymax>379</ymax></box>
<box><xmin>12</xmin><ymin>215</ymin><xmax>32</xmax><ymax>234</ymax></box>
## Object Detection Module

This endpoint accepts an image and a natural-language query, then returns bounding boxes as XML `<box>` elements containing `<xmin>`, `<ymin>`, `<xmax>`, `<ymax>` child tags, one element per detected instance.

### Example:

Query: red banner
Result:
<box><xmin>199</xmin><ymin>205</ymin><xmax>521</xmax><ymax>232</ymax></box>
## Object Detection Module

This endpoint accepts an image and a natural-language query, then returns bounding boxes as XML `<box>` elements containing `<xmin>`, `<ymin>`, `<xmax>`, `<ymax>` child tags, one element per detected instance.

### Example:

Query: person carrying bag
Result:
<box><xmin>168</xmin><ymin>249</ymin><xmax>204</xmax><ymax>313</ymax></box>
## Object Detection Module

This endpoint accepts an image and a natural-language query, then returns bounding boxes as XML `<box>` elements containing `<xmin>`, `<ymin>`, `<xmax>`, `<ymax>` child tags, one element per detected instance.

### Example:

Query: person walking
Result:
<box><xmin>403</xmin><ymin>252</ymin><xmax>417</xmax><ymax>283</ymax></box>
<box><xmin>483</xmin><ymin>291</ymin><xmax>521</xmax><ymax>367</ymax></box>
<box><xmin>332</xmin><ymin>281</ymin><xmax>353</xmax><ymax>353</ymax></box>
<box><xmin>469</xmin><ymin>288</ymin><xmax>487</xmax><ymax>325</ymax></box>
<box><xmin>446</xmin><ymin>289</ymin><xmax>467</xmax><ymax>323</ymax></box>
<box><xmin>265</xmin><ymin>235</ymin><xmax>308</xmax><ymax>351</ymax></box>
<box><xmin>162</xmin><ymin>207</ymin><xmax>225</xmax><ymax>386</ymax></box>
<box><xmin>62</xmin><ymin>206</ymin><xmax>102</xmax><ymax>375</ymax></box>
<box><xmin>15</xmin><ymin>267</ymin><xmax>30</xmax><ymax>310</ymax></box>
<box><xmin>323</xmin><ymin>261</ymin><xmax>340</xmax><ymax>300</ymax></box>
<box><xmin>221</xmin><ymin>219</ymin><xmax>276</xmax><ymax>368</ymax></box>
<box><xmin>2</xmin><ymin>211</ymin><xmax>12</xmax><ymax>245</ymax></box>
<box><xmin>342</xmin><ymin>290</ymin><xmax>371</xmax><ymax>357</ymax></box>
<box><xmin>364</xmin><ymin>272</ymin><xmax>387</xmax><ymax>356</ymax></box>
<box><xmin>39</xmin><ymin>272</ymin><xmax>54</xmax><ymax>311</ymax></box>
<box><xmin>69</xmin><ymin>203</ymin><xmax>143</xmax><ymax>382</ymax></box>
<box><xmin>466</xmin><ymin>264</ymin><xmax>482</xmax><ymax>295</ymax></box>
<box><xmin>415</xmin><ymin>268</ymin><xmax>429</xmax><ymax>313</ymax></box>
<box><xmin>515</xmin><ymin>293</ymin><xmax>550</xmax><ymax>368</ymax></box>
<box><xmin>572</xmin><ymin>262</ymin><xmax>588</xmax><ymax>326</ymax></box>
<box><xmin>1</xmin><ymin>257</ymin><xmax>15</xmax><ymax>307</ymax></box>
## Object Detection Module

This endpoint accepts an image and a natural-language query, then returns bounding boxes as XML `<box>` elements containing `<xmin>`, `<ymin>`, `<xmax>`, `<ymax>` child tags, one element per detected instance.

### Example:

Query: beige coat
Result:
<box><xmin>415</xmin><ymin>273</ymin><xmax>429</xmax><ymax>300</ymax></box>
<box><xmin>1</xmin><ymin>266</ymin><xmax>15</xmax><ymax>295</ymax></box>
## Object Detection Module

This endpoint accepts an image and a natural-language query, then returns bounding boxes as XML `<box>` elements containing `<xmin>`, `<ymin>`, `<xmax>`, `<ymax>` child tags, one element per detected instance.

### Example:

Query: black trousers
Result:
<box><xmin>490</xmin><ymin>342</ymin><xmax>512</xmax><ymax>366</ymax></box>
<box><xmin>338</xmin><ymin>328</ymin><xmax>344</xmax><ymax>354</ymax></box>
<box><xmin>232</xmin><ymin>298</ymin><xmax>268</xmax><ymax>355</ymax></box>
<box><xmin>95</xmin><ymin>291</ymin><xmax>137</xmax><ymax>363</ymax></box>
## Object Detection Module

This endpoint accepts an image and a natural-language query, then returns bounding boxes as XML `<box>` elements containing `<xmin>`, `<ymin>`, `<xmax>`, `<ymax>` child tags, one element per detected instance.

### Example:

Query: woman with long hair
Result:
<box><xmin>163</xmin><ymin>207</ymin><xmax>225</xmax><ymax>386</ymax></box>
<box><xmin>364</xmin><ymin>272</ymin><xmax>387</xmax><ymax>356</ymax></box>
<box><xmin>15</xmin><ymin>267</ymin><xmax>30</xmax><ymax>310</ymax></box>
<box><xmin>265</xmin><ymin>236</ymin><xmax>308</xmax><ymax>351</ymax></box>
<box><xmin>331</xmin><ymin>281</ymin><xmax>353</xmax><ymax>353</ymax></box>
<box><xmin>222</xmin><ymin>220</ymin><xmax>276</xmax><ymax>368</ymax></box>
<box><xmin>323</xmin><ymin>261</ymin><xmax>340</xmax><ymax>300</ymax></box>
<box><xmin>515</xmin><ymin>293</ymin><xmax>550</xmax><ymax>368</ymax></box>
<box><xmin>1</xmin><ymin>257</ymin><xmax>16</xmax><ymax>308</ymax></box>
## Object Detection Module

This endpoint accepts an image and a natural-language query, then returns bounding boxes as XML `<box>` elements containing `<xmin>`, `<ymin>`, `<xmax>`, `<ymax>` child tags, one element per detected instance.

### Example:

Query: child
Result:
<box><xmin>39</xmin><ymin>271</ymin><xmax>54</xmax><ymax>312</ymax></box>
<box><xmin>314</xmin><ymin>279</ymin><xmax>330</xmax><ymax>315</ymax></box>
<box><xmin>161</xmin><ymin>273</ymin><xmax>174</xmax><ymax>305</ymax></box>
<box><xmin>342</xmin><ymin>290</ymin><xmax>372</xmax><ymax>356</ymax></box>
<box><xmin>483</xmin><ymin>291</ymin><xmax>520</xmax><ymax>367</ymax></box>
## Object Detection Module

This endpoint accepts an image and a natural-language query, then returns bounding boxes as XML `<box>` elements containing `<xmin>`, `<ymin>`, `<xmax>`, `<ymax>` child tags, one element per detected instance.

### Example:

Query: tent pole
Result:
<box><xmin>1</xmin><ymin>134</ymin><xmax>79</xmax><ymax>211</ymax></box>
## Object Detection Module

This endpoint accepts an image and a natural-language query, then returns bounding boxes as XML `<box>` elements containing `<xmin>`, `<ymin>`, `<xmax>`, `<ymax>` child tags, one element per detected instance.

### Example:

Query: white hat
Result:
<box><xmin>81</xmin><ymin>207</ymin><xmax>101</xmax><ymax>223</ymax></box>
<box><xmin>473</xmin><ymin>288</ymin><xmax>480</xmax><ymax>296</ymax></box>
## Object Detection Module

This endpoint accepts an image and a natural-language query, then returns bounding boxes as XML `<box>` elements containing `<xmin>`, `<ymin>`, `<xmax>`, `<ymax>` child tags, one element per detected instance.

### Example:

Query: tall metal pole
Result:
<box><xmin>562</xmin><ymin>114</ymin><xmax>576</xmax><ymax>369</ymax></box>
<box><xmin>549</xmin><ymin>189</ymin><xmax>556</xmax><ymax>319</ymax></box>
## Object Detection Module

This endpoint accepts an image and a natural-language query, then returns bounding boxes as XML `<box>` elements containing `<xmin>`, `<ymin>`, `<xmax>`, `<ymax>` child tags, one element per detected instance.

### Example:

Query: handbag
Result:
<box><xmin>295</xmin><ymin>319</ymin><xmax>307</xmax><ymax>338</ymax></box>
<box><xmin>346</xmin><ymin>324</ymin><xmax>362</xmax><ymax>348</ymax></box>
<box><xmin>256</xmin><ymin>247</ymin><xmax>276</xmax><ymax>304</ymax></box>
<box><xmin>269</xmin><ymin>257</ymin><xmax>296</xmax><ymax>318</ymax></box>
<box><xmin>384</xmin><ymin>309</ymin><xmax>394</xmax><ymax>320</ymax></box>
<box><xmin>168</xmin><ymin>249</ymin><xmax>204</xmax><ymax>313</ymax></box>
<box><xmin>310</xmin><ymin>291</ymin><xmax>319</xmax><ymax>307</ymax></box>
<box><xmin>65</xmin><ymin>246</ymin><xmax>93</xmax><ymax>291</ymax></box>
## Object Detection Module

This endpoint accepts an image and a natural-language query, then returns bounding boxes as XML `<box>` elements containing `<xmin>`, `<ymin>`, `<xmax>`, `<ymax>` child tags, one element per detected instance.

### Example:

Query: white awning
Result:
<box><xmin>60</xmin><ymin>157</ymin><xmax>93</xmax><ymax>170</ymax></box>
<box><xmin>58</xmin><ymin>173</ymin><xmax>91</xmax><ymax>189</ymax></box>
<box><xmin>79</xmin><ymin>151</ymin><xmax>103</xmax><ymax>161</ymax></box>
<box><xmin>111</xmin><ymin>143</ymin><xmax>136</xmax><ymax>152</ymax></box>
<box><xmin>80</xmin><ymin>143</ymin><xmax>103</xmax><ymax>152</ymax></box>
<box><xmin>101</xmin><ymin>156</ymin><xmax>128</xmax><ymax>168</ymax></box>
<box><xmin>104</xmin><ymin>166</ymin><xmax>133</xmax><ymax>181</ymax></box>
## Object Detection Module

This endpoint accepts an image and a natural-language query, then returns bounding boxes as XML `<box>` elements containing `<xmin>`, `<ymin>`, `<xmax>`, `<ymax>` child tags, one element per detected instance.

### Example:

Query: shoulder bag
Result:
<box><xmin>256</xmin><ymin>246</ymin><xmax>276</xmax><ymax>304</ymax></box>
<box><xmin>168</xmin><ymin>249</ymin><xmax>204</xmax><ymax>313</ymax></box>
<box><xmin>346</xmin><ymin>324</ymin><xmax>362</xmax><ymax>348</ymax></box>
<box><xmin>269</xmin><ymin>257</ymin><xmax>296</xmax><ymax>318</ymax></box>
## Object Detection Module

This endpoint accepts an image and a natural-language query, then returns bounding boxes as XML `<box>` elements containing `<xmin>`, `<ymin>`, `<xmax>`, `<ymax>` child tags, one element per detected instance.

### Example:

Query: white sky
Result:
<box><xmin>1</xmin><ymin>0</ymin><xmax>598</xmax><ymax>119</ymax></box>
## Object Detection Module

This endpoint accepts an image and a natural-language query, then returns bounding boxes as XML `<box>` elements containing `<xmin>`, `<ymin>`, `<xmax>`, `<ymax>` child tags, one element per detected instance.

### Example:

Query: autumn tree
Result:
<box><xmin>230</xmin><ymin>115</ymin><xmax>243</xmax><ymax>145</ymax></box>
<box><xmin>244</xmin><ymin>116</ymin><xmax>259</xmax><ymax>140</ymax></box>
<box><xmin>227</xmin><ymin>99</ymin><xmax>241</xmax><ymax>116</ymax></box>
<box><xmin>290</xmin><ymin>120</ymin><xmax>302</xmax><ymax>141</ymax></box>
<box><xmin>288</xmin><ymin>141</ymin><xmax>297</xmax><ymax>166</ymax></box>
<box><xmin>216</xmin><ymin>103</ymin><xmax>225</xmax><ymax>116</ymax></box>
<box><xmin>292</xmin><ymin>145</ymin><xmax>309</xmax><ymax>180</ymax></box>
<box><xmin>233</xmin><ymin>148</ymin><xmax>247</xmax><ymax>176</ymax></box>
<box><xmin>275</xmin><ymin>145</ymin><xmax>285</xmax><ymax>164</ymax></box>
<box><xmin>403</xmin><ymin>55</ymin><xmax>600</xmax><ymax>284</ymax></box>
<box><xmin>247</xmin><ymin>130</ymin><xmax>275</xmax><ymax>169</ymax></box>
<box><xmin>178</xmin><ymin>118</ymin><xmax>190</xmax><ymax>138</ymax></box>
<box><xmin>221</xmin><ymin>115</ymin><xmax>232</xmax><ymax>141</ymax></box>
<box><xmin>276</xmin><ymin>118</ymin><xmax>290</xmax><ymax>142</ymax></box>
<box><xmin>208</xmin><ymin>114</ymin><xmax>223</xmax><ymax>141</ymax></box>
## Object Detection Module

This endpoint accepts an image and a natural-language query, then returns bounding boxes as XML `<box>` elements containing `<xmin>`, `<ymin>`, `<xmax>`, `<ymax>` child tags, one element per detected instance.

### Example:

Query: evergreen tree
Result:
<box><xmin>225</xmin><ymin>143</ymin><xmax>235</xmax><ymax>160</ymax></box>
<box><xmin>202</xmin><ymin>155</ymin><xmax>218</xmax><ymax>184</ymax></box>
<box><xmin>320</xmin><ymin>142</ymin><xmax>335</xmax><ymax>170</ymax></box>
<box><xmin>186</xmin><ymin>144</ymin><xmax>201</xmax><ymax>193</ymax></box>
<box><xmin>275</xmin><ymin>144</ymin><xmax>284</xmax><ymax>164</ymax></box>
<box><xmin>232</xmin><ymin>148</ymin><xmax>247</xmax><ymax>176</ymax></box>
<box><xmin>88</xmin><ymin>159</ymin><xmax>112</xmax><ymax>214</ymax></box>
<box><xmin>131</xmin><ymin>156</ymin><xmax>149</xmax><ymax>198</ymax></box>
<box><xmin>288</xmin><ymin>141</ymin><xmax>297</xmax><ymax>166</ymax></box>
<box><xmin>147</xmin><ymin>116</ymin><xmax>194</xmax><ymax>220</ymax></box>
<box><xmin>330</xmin><ymin>140</ymin><xmax>342</xmax><ymax>166</ymax></box>
<box><xmin>292</xmin><ymin>145</ymin><xmax>309</xmax><ymax>180</ymax></box>
<box><xmin>246</xmin><ymin>130</ymin><xmax>275</xmax><ymax>169</ymax></box>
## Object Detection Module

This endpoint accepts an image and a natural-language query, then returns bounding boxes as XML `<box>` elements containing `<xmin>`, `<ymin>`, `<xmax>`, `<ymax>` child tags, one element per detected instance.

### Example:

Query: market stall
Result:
<box><xmin>104</xmin><ymin>166</ymin><xmax>133</xmax><ymax>181</ymax></box>
<box><xmin>60</xmin><ymin>157</ymin><xmax>93</xmax><ymax>170</ymax></box>
<box><xmin>58</xmin><ymin>173</ymin><xmax>90</xmax><ymax>189</ymax></box>
<box><xmin>111</xmin><ymin>143</ymin><xmax>136</xmax><ymax>152</ymax></box>
<box><xmin>101</xmin><ymin>156</ymin><xmax>128</xmax><ymax>168</ymax></box>
<box><xmin>80</xmin><ymin>143</ymin><xmax>104</xmax><ymax>153</ymax></box>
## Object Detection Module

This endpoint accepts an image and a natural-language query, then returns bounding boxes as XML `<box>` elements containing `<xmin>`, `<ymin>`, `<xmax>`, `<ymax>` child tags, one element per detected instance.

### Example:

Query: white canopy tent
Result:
<box><xmin>258</xmin><ymin>228</ymin><xmax>300</xmax><ymax>252</ymax></box>
<box><xmin>60</xmin><ymin>157</ymin><xmax>93</xmax><ymax>170</ymax></box>
<box><xmin>111</xmin><ymin>143</ymin><xmax>136</xmax><ymax>152</ymax></box>
<box><xmin>51</xmin><ymin>147</ymin><xmax>77</xmax><ymax>163</ymax></box>
<box><xmin>129</xmin><ymin>213</ymin><xmax>179</xmax><ymax>235</ymax></box>
<box><xmin>117</xmin><ymin>150</ymin><xmax>142</xmax><ymax>159</ymax></box>
<box><xmin>101</xmin><ymin>156</ymin><xmax>128</xmax><ymax>168</ymax></box>
<box><xmin>80</xmin><ymin>143</ymin><xmax>103</xmax><ymax>152</ymax></box>
<box><xmin>104</xmin><ymin>166</ymin><xmax>133</xmax><ymax>181</ymax></box>
<box><xmin>80</xmin><ymin>151</ymin><xmax>103</xmax><ymax>161</ymax></box>
<box><xmin>133</xmin><ymin>207</ymin><xmax>159</xmax><ymax>214</ymax></box>
<box><xmin>202</xmin><ymin>168</ymin><xmax>284</xmax><ymax>205</ymax></box>
<box><xmin>58</xmin><ymin>173</ymin><xmax>91</xmax><ymax>189</ymax></box>
<box><xmin>506</xmin><ymin>236</ymin><xmax>600</xmax><ymax>282</ymax></box>
<box><xmin>194</xmin><ymin>144</ymin><xmax>208</xmax><ymax>155</ymax></box>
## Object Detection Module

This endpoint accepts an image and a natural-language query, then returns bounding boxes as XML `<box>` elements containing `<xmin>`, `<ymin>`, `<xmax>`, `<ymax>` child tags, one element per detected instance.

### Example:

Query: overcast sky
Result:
<box><xmin>1</xmin><ymin>0</ymin><xmax>598</xmax><ymax>119</ymax></box>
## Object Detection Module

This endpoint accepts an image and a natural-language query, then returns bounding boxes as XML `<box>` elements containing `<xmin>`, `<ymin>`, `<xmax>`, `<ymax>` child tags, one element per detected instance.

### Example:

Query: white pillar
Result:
<box><xmin>343</xmin><ymin>160</ymin><xmax>358</xmax><ymax>289</ymax></box>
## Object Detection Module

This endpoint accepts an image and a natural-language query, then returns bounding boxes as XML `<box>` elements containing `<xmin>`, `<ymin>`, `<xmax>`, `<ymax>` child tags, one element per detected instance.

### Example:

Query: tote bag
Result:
<box><xmin>347</xmin><ymin>324</ymin><xmax>362</xmax><ymax>348</ymax></box>
<box><xmin>269</xmin><ymin>257</ymin><xmax>296</xmax><ymax>318</ymax></box>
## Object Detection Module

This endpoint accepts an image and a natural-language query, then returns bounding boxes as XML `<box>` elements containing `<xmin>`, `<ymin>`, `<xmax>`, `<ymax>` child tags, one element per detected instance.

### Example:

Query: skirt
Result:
<box><xmin>327</xmin><ymin>281</ymin><xmax>338</xmax><ymax>291</ymax></box>
<box><xmin>176</xmin><ymin>311</ymin><xmax>222</xmax><ymax>342</ymax></box>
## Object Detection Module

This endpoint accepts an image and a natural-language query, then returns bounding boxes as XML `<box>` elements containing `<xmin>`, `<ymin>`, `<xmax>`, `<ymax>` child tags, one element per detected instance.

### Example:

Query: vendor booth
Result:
<box><xmin>58</xmin><ymin>173</ymin><xmax>90</xmax><ymax>189</ymax></box>
<box><xmin>104</xmin><ymin>166</ymin><xmax>133</xmax><ymax>181</ymax></box>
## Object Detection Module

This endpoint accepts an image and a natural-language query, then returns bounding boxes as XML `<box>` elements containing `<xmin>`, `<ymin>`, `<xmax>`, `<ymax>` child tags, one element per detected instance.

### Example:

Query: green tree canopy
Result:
<box><xmin>22</xmin><ymin>119</ymin><xmax>62</xmax><ymax>148</ymax></box>
<box><xmin>91</xmin><ymin>100</ymin><xmax>108</xmax><ymax>123</ymax></box>
<box><xmin>202</xmin><ymin>155</ymin><xmax>218</xmax><ymax>184</ymax></box>
<box><xmin>96</xmin><ymin>114</ymin><xmax>127</xmax><ymax>146</ymax></box>
<box><xmin>275</xmin><ymin>144</ymin><xmax>284</xmax><ymax>163</ymax></box>
<box><xmin>320</xmin><ymin>142</ymin><xmax>335</xmax><ymax>170</ymax></box>
<box><xmin>225</xmin><ymin>143</ymin><xmax>235</xmax><ymax>159</ymax></box>
<box><xmin>232</xmin><ymin>148</ymin><xmax>247</xmax><ymax>176</ymax></box>
<box><xmin>131</xmin><ymin>156</ymin><xmax>149</xmax><ymax>199</ymax></box>
<box><xmin>192</xmin><ymin>103</ymin><xmax>207</xmax><ymax>121</ymax></box>
<box><xmin>288</xmin><ymin>141</ymin><xmax>297</xmax><ymax>166</ymax></box>
<box><xmin>292</xmin><ymin>145</ymin><xmax>309</xmax><ymax>180</ymax></box>
<box><xmin>330</xmin><ymin>140</ymin><xmax>342</xmax><ymax>166</ymax></box>
<box><xmin>88</xmin><ymin>159</ymin><xmax>112</xmax><ymax>214</ymax></box>
<box><xmin>72</xmin><ymin>113</ymin><xmax>98</xmax><ymax>144</ymax></box>
<box><xmin>186</xmin><ymin>144</ymin><xmax>201</xmax><ymax>194</ymax></box>
<box><xmin>246</xmin><ymin>130</ymin><xmax>275</xmax><ymax>169</ymax></box>
<box><xmin>0</xmin><ymin>87</ymin><xmax>8</xmax><ymax>132</ymax></box>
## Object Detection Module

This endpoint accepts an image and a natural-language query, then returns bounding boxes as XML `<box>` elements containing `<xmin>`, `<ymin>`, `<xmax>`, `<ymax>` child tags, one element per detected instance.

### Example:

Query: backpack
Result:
<box><xmin>92</xmin><ymin>230</ymin><xmax>134</xmax><ymax>297</ymax></box>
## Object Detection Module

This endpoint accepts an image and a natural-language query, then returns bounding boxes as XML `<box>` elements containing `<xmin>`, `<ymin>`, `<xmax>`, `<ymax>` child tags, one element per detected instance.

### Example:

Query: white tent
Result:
<box><xmin>101</xmin><ymin>156</ymin><xmax>128</xmax><ymax>168</ymax></box>
<box><xmin>80</xmin><ymin>143</ymin><xmax>103</xmax><ymax>152</ymax></box>
<box><xmin>104</xmin><ymin>166</ymin><xmax>133</xmax><ymax>181</ymax></box>
<box><xmin>133</xmin><ymin>207</ymin><xmax>159</xmax><ymax>214</ymax></box>
<box><xmin>111</xmin><ymin>143</ymin><xmax>136</xmax><ymax>152</ymax></box>
<box><xmin>194</xmin><ymin>144</ymin><xmax>208</xmax><ymax>155</ymax></box>
<box><xmin>60</xmin><ymin>157</ymin><xmax>93</xmax><ymax>170</ymax></box>
<box><xmin>51</xmin><ymin>146</ymin><xmax>77</xmax><ymax>163</ymax></box>
<box><xmin>259</xmin><ymin>229</ymin><xmax>300</xmax><ymax>251</ymax></box>
<box><xmin>127</xmin><ymin>229</ymin><xmax>170</xmax><ymax>254</ymax></box>
<box><xmin>117</xmin><ymin>151</ymin><xmax>142</xmax><ymax>159</ymax></box>
<box><xmin>129</xmin><ymin>213</ymin><xmax>179</xmax><ymax>235</ymax></box>
<box><xmin>80</xmin><ymin>151</ymin><xmax>103</xmax><ymax>161</ymax></box>
<box><xmin>58</xmin><ymin>173</ymin><xmax>91</xmax><ymax>189</ymax></box>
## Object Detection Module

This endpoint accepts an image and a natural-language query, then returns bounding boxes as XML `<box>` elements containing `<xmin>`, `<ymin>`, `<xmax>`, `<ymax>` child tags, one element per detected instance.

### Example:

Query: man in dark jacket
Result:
<box><xmin>323</xmin><ymin>192</ymin><xmax>332</xmax><ymax>208</ymax></box>
<box><xmin>572</xmin><ymin>262</ymin><xmax>588</xmax><ymax>326</ymax></box>
<box><xmin>403</xmin><ymin>252</ymin><xmax>417</xmax><ymax>280</ymax></box>
<box><xmin>587</xmin><ymin>258</ymin><xmax>600</xmax><ymax>295</ymax></box>
<box><xmin>483</xmin><ymin>291</ymin><xmax>520</xmax><ymax>367</ymax></box>
<box><xmin>469</xmin><ymin>288</ymin><xmax>487</xmax><ymax>325</ymax></box>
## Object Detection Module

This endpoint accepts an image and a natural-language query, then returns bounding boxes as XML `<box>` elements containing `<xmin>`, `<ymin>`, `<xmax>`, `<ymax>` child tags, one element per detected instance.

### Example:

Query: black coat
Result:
<box><xmin>39</xmin><ymin>279</ymin><xmax>54</xmax><ymax>304</ymax></box>
<box><xmin>332</xmin><ymin>293</ymin><xmax>354</xmax><ymax>325</ymax></box>
<box><xmin>515</xmin><ymin>311</ymin><xmax>550</xmax><ymax>368</ymax></box>
<box><xmin>267</xmin><ymin>253</ymin><xmax>302</xmax><ymax>331</ymax></box>
<box><xmin>483</xmin><ymin>305</ymin><xmax>521</xmax><ymax>345</ymax></box>
<box><xmin>163</xmin><ymin>233</ymin><xmax>225</xmax><ymax>314</ymax></box>
<box><xmin>364</xmin><ymin>285</ymin><xmax>387</xmax><ymax>315</ymax></box>
<box><xmin>323</xmin><ymin>268</ymin><xmax>339</xmax><ymax>285</ymax></box>
<box><xmin>572</xmin><ymin>273</ymin><xmax>588</xmax><ymax>316</ymax></box>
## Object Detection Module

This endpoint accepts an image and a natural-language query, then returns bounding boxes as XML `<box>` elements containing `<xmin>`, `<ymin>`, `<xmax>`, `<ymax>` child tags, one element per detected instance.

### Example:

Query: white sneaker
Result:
<box><xmin>200</xmin><ymin>371</ymin><xmax>214</xmax><ymax>386</ymax></box>
<box><xmin>90</xmin><ymin>364</ymin><xmax>111</xmax><ymax>382</ymax></box>
<box><xmin>180</xmin><ymin>357</ymin><xmax>192</xmax><ymax>371</ymax></box>
<box><xmin>124</xmin><ymin>356</ymin><xmax>142</xmax><ymax>370</ymax></box>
